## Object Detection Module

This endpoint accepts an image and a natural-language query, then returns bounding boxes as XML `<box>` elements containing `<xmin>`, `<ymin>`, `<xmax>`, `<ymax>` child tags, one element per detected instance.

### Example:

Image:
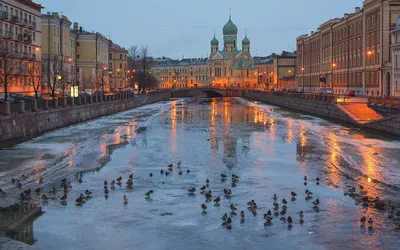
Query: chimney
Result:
<box><xmin>355</xmin><ymin>7</ymin><xmax>360</xmax><ymax>13</ymax></box>
<box><xmin>73</xmin><ymin>22</ymin><xmax>78</xmax><ymax>31</ymax></box>
<box><xmin>311</xmin><ymin>31</ymin><xmax>315</xmax><ymax>35</ymax></box>
<box><xmin>52</xmin><ymin>12</ymin><xmax>59</xmax><ymax>17</ymax></box>
<box><xmin>344</xmin><ymin>13</ymin><xmax>349</xmax><ymax>19</ymax></box>
<box><xmin>79</xmin><ymin>26</ymin><xmax>83</xmax><ymax>32</ymax></box>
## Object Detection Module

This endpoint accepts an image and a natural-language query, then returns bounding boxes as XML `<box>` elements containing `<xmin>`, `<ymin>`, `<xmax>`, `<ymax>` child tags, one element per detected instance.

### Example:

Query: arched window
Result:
<box><xmin>234</xmin><ymin>40</ymin><xmax>236</xmax><ymax>48</ymax></box>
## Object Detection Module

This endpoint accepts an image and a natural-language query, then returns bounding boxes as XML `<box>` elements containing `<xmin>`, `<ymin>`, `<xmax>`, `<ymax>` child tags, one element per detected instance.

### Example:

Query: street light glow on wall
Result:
<box><xmin>332</xmin><ymin>63</ymin><xmax>337</xmax><ymax>68</ymax></box>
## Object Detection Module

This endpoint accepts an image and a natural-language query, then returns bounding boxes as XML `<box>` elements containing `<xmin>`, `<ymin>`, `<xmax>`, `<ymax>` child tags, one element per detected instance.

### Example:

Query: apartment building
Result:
<box><xmin>296</xmin><ymin>0</ymin><xmax>400</xmax><ymax>96</ymax></box>
<box><xmin>253</xmin><ymin>51</ymin><xmax>297</xmax><ymax>90</ymax></box>
<box><xmin>391</xmin><ymin>16</ymin><xmax>400</xmax><ymax>97</ymax></box>
<box><xmin>41</xmin><ymin>12</ymin><xmax>76</xmax><ymax>92</ymax></box>
<box><xmin>109</xmin><ymin>43</ymin><xmax>128</xmax><ymax>89</ymax></box>
<box><xmin>0</xmin><ymin>0</ymin><xmax>42</xmax><ymax>94</ymax></box>
<box><xmin>41</xmin><ymin>14</ymin><xmax>111</xmax><ymax>93</ymax></box>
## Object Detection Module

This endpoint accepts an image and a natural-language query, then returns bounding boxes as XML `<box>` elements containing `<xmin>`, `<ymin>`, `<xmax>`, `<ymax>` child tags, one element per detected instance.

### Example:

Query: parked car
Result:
<box><xmin>280</xmin><ymin>88</ymin><xmax>287</xmax><ymax>92</ymax></box>
<box><xmin>345</xmin><ymin>90</ymin><xmax>356</xmax><ymax>97</ymax></box>
<box><xmin>25</xmin><ymin>93</ymin><xmax>44</xmax><ymax>100</ymax></box>
<box><xmin>9</xmin><ymin>93</ymin><xmax>35</xmax><ymax>103</ymax></box>
<box><xmin>296</xmin><ymin>88</ymin><xmax>305</xmax><ymax>93</ymax></box>
<box><xmin>57</xmin><ymin>91</ymin><xmax>71</xmax><ymax>98</ymax></box>
<box><xmin>320</xmin><ymin>88</ymin><xmax>333</xmax><ymax>94</ymax></box>
<box><xmin>0</xmin><ymin>93</ymin><xmax>14</xmax><ymax>103</ymax></box>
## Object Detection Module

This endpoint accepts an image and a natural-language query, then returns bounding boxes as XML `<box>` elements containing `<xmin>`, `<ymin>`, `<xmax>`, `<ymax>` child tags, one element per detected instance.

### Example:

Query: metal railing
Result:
<box><xmin>0</xmin><ymin>92</ymin><xmax>136</xmax><ymax>116</ymax></box>
<box><xmin>368</xmin><ymin>96</ymin><xmax>400</xmax><ymax>106</ymax></box>
<box><xmin>0</xmin><ymin>11</ymin><xmax>9</xmax><ymax>20</ymax></box>
<box><xmin>21</xmin><ymin>18</ymin><xmax>28</xmax><ymax>26</ymax></box>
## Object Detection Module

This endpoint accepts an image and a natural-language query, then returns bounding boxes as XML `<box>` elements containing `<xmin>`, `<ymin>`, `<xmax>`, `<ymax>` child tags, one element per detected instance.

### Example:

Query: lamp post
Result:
<box><xmin>332</xmin><ymin>62</ymin><xmax>337</xmax><ymax>92</ymax></box>
<box><xmin>301</xmin><ymin>67</ymin><xmax>305</xmax><ymax>92</ymax></box>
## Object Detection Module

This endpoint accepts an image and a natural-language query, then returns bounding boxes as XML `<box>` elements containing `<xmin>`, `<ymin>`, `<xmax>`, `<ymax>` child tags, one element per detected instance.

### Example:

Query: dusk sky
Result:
<box><xmin>39</xmin><ymin>0</ymin><xmax>361</xmax><ymax>59</ymax></box>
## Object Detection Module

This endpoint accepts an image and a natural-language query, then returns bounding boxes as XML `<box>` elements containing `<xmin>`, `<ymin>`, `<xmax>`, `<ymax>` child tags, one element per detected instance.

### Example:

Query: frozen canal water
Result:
<box><xmin>0</xmin><ymin>97</ymin><xmax>400</xmax><ymax>250</ymax></box>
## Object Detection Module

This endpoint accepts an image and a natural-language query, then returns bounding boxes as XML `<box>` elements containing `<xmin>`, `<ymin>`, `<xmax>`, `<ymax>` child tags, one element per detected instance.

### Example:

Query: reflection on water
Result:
<box><xmin>1</xmin><ymin>97</ymin><xmax>400</xmax><ymax>249</ymax></box>
<box><xmin>0</xmin><ymin>203</ymin><xmax>42</xmax><ymax>245</ymax></box>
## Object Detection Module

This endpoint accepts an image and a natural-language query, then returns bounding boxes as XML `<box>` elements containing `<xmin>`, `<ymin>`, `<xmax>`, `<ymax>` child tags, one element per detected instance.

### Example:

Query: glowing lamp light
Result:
<box><xmin>57</xmin><ymin>75</ymin><xmax>62</xmax><ymax>80</ymax></box>
<box><xmin>332</xmin><ymin>63</ymin><xmax>337</xmax><ymax>68</ymax></box>
<box><xmin>35</xmin><ymin>48</ymin><xmax>40</xmax><ymax>51</ymax></box>
<box><xmin>367</xmin><ymin>50</ymin><xmax>373</xmax><ymax>56</ymax></box>
<box><xmin>301</xmin><ymin>67</ymin><xmax>305</xmax><ymax>71</ymax></box>
<box><xmin>68</xmin><ymin>58</ymin><xmax>72</xmax><ymax>62</ymax></box>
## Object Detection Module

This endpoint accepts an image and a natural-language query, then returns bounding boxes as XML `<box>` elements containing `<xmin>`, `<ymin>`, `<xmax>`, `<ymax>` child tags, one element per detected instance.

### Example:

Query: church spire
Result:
<box><xmin>229</xmin><ymin>8</ymin><xmax>231</xmax><ymax>19</ymax></box>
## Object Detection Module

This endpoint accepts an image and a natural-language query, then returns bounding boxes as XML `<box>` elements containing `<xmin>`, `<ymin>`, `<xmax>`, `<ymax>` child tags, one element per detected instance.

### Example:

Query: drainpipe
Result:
<box><xmin>346</xmin><ymin>19</ymin><xmax>350</xmax><ymax>91</ymax></box>
<box><xmin>47</xmin><ymin>14</ymin><xmax>51</xmax><ymax>91</ymax></box>
<box><xmin>380</xmin><ymin>0</ymin><xmax>384</xmax><ymax>97</ymax></box>
<box><xmin>60</xmin><ymin>17</ymin><xmax>64</xmax><ymax>93</ymax></box>
<box><xmin>75</xmin><ymin>31</ymin><xmax>80</xmax><ymax>90</ymax></box>
<box><xmin>95</xmin><ymin>33</ymin><xmax>98</xmax><ymax>90</ymax></box>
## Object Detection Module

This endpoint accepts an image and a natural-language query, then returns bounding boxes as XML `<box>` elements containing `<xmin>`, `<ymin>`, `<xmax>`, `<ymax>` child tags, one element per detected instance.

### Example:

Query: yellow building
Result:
<box><xmin>71</xmin><ymin>22</ymin><xmax>110</xmax><ymax>92</ymax></box>
<box><xmin>109</xmin><ymin>43</ymin><xmax>128</xmax><ymax>89</ymax></box>
<box><xmin>41</xmin><ymin>12</ymin><xmax>76</xmax><ymax>92</ymax></box>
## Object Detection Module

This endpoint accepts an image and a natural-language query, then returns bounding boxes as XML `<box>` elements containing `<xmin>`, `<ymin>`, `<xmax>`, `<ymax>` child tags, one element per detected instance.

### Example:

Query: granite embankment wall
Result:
<box><xmin>0</xmin><ymin>91</ymin><xmax>171</xmax><ymax>146</ymax></box>
<box><xmin>243</xmin><ymin>91</ymin><xmax>358</xmax><ymax>125</ymax></box>
<box><xmin>244</xmin><ymin>90</ymin><xmax>400</xmax><ymax>137</ymax></box>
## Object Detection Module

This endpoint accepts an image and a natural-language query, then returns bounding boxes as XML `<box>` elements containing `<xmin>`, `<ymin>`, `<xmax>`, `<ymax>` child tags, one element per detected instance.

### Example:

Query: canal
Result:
<box><xmin>0</xmin><ymin>97</ymin><xmax>399</xmax><ymax>249</ymax></box>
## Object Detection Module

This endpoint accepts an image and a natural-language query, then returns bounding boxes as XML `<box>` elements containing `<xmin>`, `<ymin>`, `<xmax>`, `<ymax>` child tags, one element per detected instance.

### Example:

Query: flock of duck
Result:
<box><xmin>3</xmin><ymin>161</ymin><xmax>400</xmax><ymax>231</ymax></box>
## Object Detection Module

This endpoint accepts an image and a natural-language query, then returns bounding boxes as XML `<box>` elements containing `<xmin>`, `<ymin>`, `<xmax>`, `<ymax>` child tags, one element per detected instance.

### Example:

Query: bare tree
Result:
<box><xmin>28</xmin><ymin>61</ymin><xmax>42</xmax><ymax>100</ymax></box>
<box><xmin>136</xmin><ymin>45</ymin><xmax>154</xmax><ymax>93</ymax></box>
<box><xmin>42</xmin><ymin>54</ymin><xmax>68</xmax><ymax>100</ymax></box>
<box><xmin>128</xmin><ymin>45</ymin><xmax>138</xmax><ymax>69</ymax></box>
<box><xmin>95</xmin><ymin>67</ymin><xmax>109</xmax><ymax>94</ymax></box>
<box><xmin>0</xmin><ymin>39</ymin><xmax>21</xmax><ymax>102</ymax></box>
<box><xmin>81</xmin><ymin>73</ymin><xmax>92</xmax><ymax>91</ymax></box>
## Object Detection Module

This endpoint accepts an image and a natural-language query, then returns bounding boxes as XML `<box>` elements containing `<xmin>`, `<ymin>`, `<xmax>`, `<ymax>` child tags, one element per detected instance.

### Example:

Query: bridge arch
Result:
<box><xmin>171</xmin><ymin>88</ymin><xmax>225</xmax><ymax>98</ymax></box>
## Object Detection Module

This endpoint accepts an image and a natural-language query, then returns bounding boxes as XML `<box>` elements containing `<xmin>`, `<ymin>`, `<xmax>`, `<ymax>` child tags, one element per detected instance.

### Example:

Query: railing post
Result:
<box><xmin>19</xmin><ymin>100</ymin><xmax>25</xmax><ymax>113</ymax></box>
<box><xmin>32</xmin><ymin>99</ymin><xmax>38</xmax><ymax>111</ymax></box>
<box><xmin>70</xmin><ymin>97</ymin><xmax>75</xmax><ymax>106</ymax></box>
<box><xmin>53</xmin><ymin>98</ymin><xmax>58</xmax><ymax>108</ymax></box>
<box><xmin>44</xmin><ymin>100</ymin><xmax>49</xmax><ymax>110</ymax></box>
<box><xmin>4</xmin><ymin>101</ymin><xmax>11</xmax><ymax>115</ymax></box>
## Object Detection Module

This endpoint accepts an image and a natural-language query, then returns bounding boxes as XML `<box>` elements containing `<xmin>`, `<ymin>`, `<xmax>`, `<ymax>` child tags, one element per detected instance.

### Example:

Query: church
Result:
<box><xmin>208</xmin><ymin>12</ymin><xmax>256</xmax><ymax>88</ymax></box>
<box><xmin>152</xmin><ymin>12</ymin><xmax>259</xmax><ymax>89</ymax></box>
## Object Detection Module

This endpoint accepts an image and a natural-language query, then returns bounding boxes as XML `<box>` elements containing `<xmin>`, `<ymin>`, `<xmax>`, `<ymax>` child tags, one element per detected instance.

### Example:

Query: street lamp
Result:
<box><xmin>301</xmin><ymin>67</ymin><xmax>305</xmax><ymax>92</ymax></box>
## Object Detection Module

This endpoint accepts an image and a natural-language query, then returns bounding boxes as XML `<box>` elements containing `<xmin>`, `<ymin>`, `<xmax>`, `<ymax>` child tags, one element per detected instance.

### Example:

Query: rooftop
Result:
<box><xmin>110</xmin><ymin>43</ymin><xmax>127</xmax><ymax>52</ymax></box>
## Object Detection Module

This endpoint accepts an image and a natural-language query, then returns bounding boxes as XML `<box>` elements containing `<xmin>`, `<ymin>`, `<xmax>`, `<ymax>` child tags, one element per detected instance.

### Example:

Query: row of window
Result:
<box><xmin>109</xmin><ymin>53</ymin><xmax>127</xmax><ymax>60</ymax></box>
<box><xmin>0</xmin><ymin>3</ymin><xmax>37</xmax><ymax>28</ymax></box>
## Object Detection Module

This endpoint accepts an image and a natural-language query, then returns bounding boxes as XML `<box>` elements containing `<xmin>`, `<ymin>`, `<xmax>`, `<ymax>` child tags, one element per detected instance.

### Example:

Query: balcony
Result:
<box><xmin>22</xmin><ymin>52</ymin><xmax>28</xmax><ymax>59</ymax></box>
<box><xmin>13</xmin><ymin>51</ymin><xmax>20</xmax><ymax>58</ymax></box>
<box><xmin>10</xmin><ymin>15</ymin><xmax>19</xmax><ymax>23</ymax></box>
<box><xmin>31</xmin><ymin>22</ymin><xmax>37</xmax><ymax>29</ymax></box>
<box><xmin>5</xmin><ymin>31</ymin><xmax>14</xmax><ymax>39</ymax></box>
<box><xmin>0</xmin><ymin>11</ymin><xmax>8</xmax><ymax>20</ymax></box>
<box><xmin>23</xmin><ymin>35</ymin><xmax>32</xmax><ymax>43</ymax></box>
<box><xmin>21</xmin><ymin>19</ymin><xmax>28</xmax><ymax>26</ymax></box>
<box><xmin>30</xmin><ymin>54</ymin><xmax>36</xmax><ymax>61</ymax></box>
<box><xmin>16</xmin><ymin>34</ymin><xmax>23</xmax><ymax>42</ymax></box>
<box><xmin>0</xmin><ymin>29</ymin><xmax>3</xmax><ymax>37</ymax></box>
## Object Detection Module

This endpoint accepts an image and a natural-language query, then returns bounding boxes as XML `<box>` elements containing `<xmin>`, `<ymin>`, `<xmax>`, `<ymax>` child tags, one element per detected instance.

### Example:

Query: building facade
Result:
<box><xmin>296</xmin><ymin>0</ymin><xmax>400</xmax><ymax>96</ymax></box>
<box><xmin>41</xmin><ymin>12</ymin><xmax>76</xmax><ymax>93</ymax></box>
<box><xmin>153</xmin><ymin>14</ymin><xmax>260</xmax><ymax>89</ymax></box>
<box><xmin>41</xmin><ymin>15</ymin><xmax>111</xmax><ymax>93</ymax></box>
<box><xmin>391</xmin><ymin>16</ymin><xmax>400</xmax><ymax>97</ymax></box>
<box><xmin>0</xmin><ymin>0</ymin><xmax>42</xmax><ymax>94</ymax></box>
<box><xmin>253</xmin><ymin>51</ymin><xmax>297</xmax><ymax>90</ymax></box>
<box><xmin>109</xmin><ymin>43</ymin><xmax>128</xmax><ymax>90</ymax></box>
